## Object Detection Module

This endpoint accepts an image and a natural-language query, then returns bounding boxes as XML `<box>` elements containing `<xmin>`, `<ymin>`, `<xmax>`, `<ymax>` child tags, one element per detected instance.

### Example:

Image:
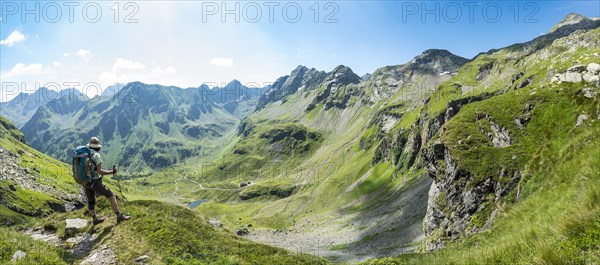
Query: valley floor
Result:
<box><xmin>245</xmin><ymin>175</ymin><xmax>432</xmax><ymax>263</ymax></box>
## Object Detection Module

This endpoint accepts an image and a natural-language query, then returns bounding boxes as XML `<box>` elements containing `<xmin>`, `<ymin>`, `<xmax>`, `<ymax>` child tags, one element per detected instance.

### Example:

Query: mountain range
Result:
<box><xmin>9</xmin><ymin>81</ymin><xmax>265</xmax><ymax>175</ymax></box>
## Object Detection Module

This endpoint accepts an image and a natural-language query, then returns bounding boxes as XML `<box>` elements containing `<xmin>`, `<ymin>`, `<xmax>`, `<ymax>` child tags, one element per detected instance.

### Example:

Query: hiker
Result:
<box><xmin>83</xmin><ymin>137</ymin><xmax>130</xmax><ymax>224</ymax></box>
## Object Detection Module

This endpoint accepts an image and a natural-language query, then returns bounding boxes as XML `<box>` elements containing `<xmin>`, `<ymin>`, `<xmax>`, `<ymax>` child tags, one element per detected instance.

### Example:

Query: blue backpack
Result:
<box><xmin>72</xmin><ymin>146</ymin><xmax>96</xmax><ymax>185</ymax></box>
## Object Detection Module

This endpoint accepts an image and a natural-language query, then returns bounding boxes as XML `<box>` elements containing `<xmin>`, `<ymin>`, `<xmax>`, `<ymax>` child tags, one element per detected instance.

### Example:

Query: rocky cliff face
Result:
<box><xmin>306</xmin><ymin>65</ymin><xmax>362</xmax><ymax>111</ymax></box>
<box><xmin>422</xmin><ymin>141</ymin><xmax>521</xmax><ymax>250</ymax></box>
<box><xmin>363</xmin><ymin>50</ymin><xmax>472</xmax><ymax>170</ymax></box>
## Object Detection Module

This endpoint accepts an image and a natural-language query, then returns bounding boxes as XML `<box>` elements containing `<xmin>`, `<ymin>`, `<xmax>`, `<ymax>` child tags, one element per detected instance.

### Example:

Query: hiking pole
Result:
<box><xmin>113</xmin><ymin>165</ymin><xmax>127</xmax><ymax>202</ymax></box>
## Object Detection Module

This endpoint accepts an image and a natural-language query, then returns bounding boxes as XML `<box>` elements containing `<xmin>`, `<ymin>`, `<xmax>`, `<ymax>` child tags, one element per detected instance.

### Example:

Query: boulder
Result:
<box><xmin>207</xmin><ymin>218</ymin><xmax>222</xmax><ymax>228</ymax></box>
<box><xmin>236</xmin><ymin>228</ymin><xmax>249</xmax><ymax>236</ymax></box>
<box><xmin>580</xmin><ymin>88</ymin><xmax>597</xmax><ymax>99</ymax></box>
<box><xmin>583</xmin><ymin>73</ymin><xmax>594</xmax><ymax>83</ymax></box>
<box><xmin>69</xmin><ymin>233</ymin><xmax>95</xmax><ymax>259</ymax></box>
<box><xmin>584</xmin><ymin>74</ymin><xmax>600</xmax><ymax>85</ymax></box>
<box><xmin>11</xmin><ymin>250</ymin><xmax>26</xmax><ymax>262</ymax></box>
<box><xmin>564</xmin><ymin>72</ymin><xmax>583</xmax><ymax>83</ymax></box>
<box><xmin>551</xmin><ymin>74</ymin><xmax>563</xmax><ymax>83</ymax></box>
<box><xmin>65</xmin><ymin>218</ymin><xmax>88</xmax><ymax>237</ymax></box>
<box><xmin>80</xmin><ymin>246</ymin><xmax>117</xmax><ymax>265</ymax></box>
<box><xmin>133</xmin><ymin>255</ymin><xmax>150</xmax><ymax>263</ymax></box>
<box><xmin>489</xmin><ymin>121</ymin><xmax>512</xmax><ymax>148</ymax></box>
<box><xmin>576</xmin><ymin>114</ymin><xmax>589</xmax><ymax>127</ymax></box>
<box><xmin>567</xmin><ymin>64</ymin><xmax>587</xmax><ymax>73</ymax></box>
<box><xmin>9</xmin><ymin>184</ymin><xmax>17</xmax><ymax>191</ymax></box>
<box><xmin>587</xmin><ymin>62</ymin><xmax>600</xmax><ymax>74</ymax></box>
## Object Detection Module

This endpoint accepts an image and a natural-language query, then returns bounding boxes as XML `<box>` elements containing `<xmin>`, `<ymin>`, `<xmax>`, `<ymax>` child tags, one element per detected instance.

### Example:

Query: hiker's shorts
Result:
<box><xmin>84</xmin><ymin>178</ymin><xmax>114</xmax><ymax>210</ymax></box>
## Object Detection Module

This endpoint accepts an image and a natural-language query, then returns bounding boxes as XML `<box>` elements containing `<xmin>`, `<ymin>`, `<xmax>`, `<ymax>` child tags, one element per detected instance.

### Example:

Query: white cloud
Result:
<box><xmin>152</xmin><ymin>66</ymin><xmax>177</xmax><ymax>75</ymax></box>
<box><xmin>52</xmin><ymin>61</ymin><xmax>63</xmax><ymax>68</ymax></box>
<box><xmin>0</xmin><ymin>63</ymin><xmax>44</xmax><ymax>79</ymax></box>
<box><xmin>62</xmin><ymin>49</ymin><xmax>92</xmax><ymax>60</ymax></box>
<box><xmin>75</xmin><ymin>49</ymin><xmax>92</xmax><ymax>60</ymax></box>
<box><xmin>99</xmin><ymin>59</ymin><xmax>178</xmax><ymax>88</ymax></box>
<box><xmin>0</xmin><ymin>30</ymin><xmax>25</xmax><ymax>46</ymax></box>
<box><xmin>210</xmin><ymin>57</ymin><xmax>234</xmax><ymax>67</ymax></box>
<box><xmin>112</xmin><ymin>58</ymin><xmax>146</xmax><ymax>72</ymax></box>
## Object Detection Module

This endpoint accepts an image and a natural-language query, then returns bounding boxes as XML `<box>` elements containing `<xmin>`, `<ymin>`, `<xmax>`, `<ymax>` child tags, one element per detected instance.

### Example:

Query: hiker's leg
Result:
<box><xmin>109</xmin><ymin>195</ymin><xmax>120</xmax><ymax>213</ymax></box>
<box><xmin>84</xmin><ymin>185</ymin><xmax>96</xmax><ymax>216</ymax></box>
<box><xmin>92</xmin><ymin>179</ymin><xmax>120</xmax><ymax>215</ymax></box>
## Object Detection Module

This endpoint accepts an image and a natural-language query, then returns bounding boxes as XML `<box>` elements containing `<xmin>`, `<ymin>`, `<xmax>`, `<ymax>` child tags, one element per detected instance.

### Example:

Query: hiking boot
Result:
<box><xmin>117</xmin><ymin>214</ymin><xmax>131</xmax><ymax>223</ymax></box>
<box><xmin>93</xmin><ymin>216</ymin><xmax>106</xmax><ymax>225</ymax></box>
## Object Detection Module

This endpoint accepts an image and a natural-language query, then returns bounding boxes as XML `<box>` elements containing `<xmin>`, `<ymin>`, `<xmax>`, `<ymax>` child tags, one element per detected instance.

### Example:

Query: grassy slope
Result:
<box><xmin>0</xmin><ymin>202</ymin><xmax>328</xmax><ymax>264</ymax></box>
<box><xmin>364</xmin><ymin>84</ymin><xmax>600</xmax><ymax>264</ymax></box>
<box><xmin>30</xmin><ymin>200</ymin><xmax>327</xmax><ymax>265</ymax></box>
<box><xmin>0</xmin><ymin>227</ymin><xmax>66</xmax><ymax>264</ymax></box>
<box><xmin>0</xmin><ymin>116</ymin><xmax>77</xmax><ymax>263</ymax></box>
<box><xmin>0</xmin><ymin>116</ymin><xmax>78</xmax><ymax>222</ymax></box>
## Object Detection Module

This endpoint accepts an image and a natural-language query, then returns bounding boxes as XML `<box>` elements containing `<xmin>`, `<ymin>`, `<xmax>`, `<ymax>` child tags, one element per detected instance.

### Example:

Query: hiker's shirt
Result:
<box><xmin>91</xmin><ymin>152</ymin><xmax>103</xmax><ymax>180</ymax></box>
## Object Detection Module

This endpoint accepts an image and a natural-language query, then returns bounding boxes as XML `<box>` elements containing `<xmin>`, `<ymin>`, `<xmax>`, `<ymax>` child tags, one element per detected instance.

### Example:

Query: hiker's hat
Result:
<box><xmin>87</xmin><ymin>137</ymin><xmax>102</xmax><ymax>148</ymax></box>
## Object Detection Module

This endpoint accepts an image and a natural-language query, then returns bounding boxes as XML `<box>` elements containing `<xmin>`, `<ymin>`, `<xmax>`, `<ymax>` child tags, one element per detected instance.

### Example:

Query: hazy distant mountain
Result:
<box><xmin>0</xmin><ymin>88</ymin><xmax>91</xmax><ymax>128</ymax></box>
<box><xmin>101</xmin><ymin>83</ymin><xmax>126</xmax><ymax>98</ymax></box>
<box><xmin>21</xmin><ymin>81</ymin><xmax>266</xmax><ymax>175</ymax></box>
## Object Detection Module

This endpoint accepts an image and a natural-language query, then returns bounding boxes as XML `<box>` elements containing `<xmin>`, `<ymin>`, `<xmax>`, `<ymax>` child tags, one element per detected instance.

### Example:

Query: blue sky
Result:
<box><xmin>1</xmin><ymin>1</ymin><xmax>599</xmax><ymax>101</ymax></box>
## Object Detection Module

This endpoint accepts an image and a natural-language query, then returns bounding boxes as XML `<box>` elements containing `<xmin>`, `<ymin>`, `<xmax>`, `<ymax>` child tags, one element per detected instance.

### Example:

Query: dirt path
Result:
<box><xmin>183</xmin><ymin>176</ymin><xmax>244</xmax><ymax>191</ymax></box>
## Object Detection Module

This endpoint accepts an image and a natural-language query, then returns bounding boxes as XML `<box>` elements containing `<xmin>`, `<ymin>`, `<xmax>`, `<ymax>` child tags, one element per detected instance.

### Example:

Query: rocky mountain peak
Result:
<box><xmin>361</xmin><ymin>73</ymin><xmax>372</xmax><ymax>81</ymax></box>
<box><xmin>283</xmin><ymin>65</ymin><xmax>309</xmax><ymax>87</ymax></box>
<box><xmin>256</xmin><ymin>65</ymin><xmax>327</xmax><ymax>109</ymax></box>
<box><xmin>550</xmin><ymin>13</ymin><xmax>587</xmax><ymax>32</ymax></box>
<box><xmin>325</xmin><ymin>65</ymin><xmax>361</xmax><ymax>87</ymax></box>
<box><xmin>226</xmin><ymin>79</ymin><xmax>243</xmax><ymax>88</ymax></box>
<box><xmin>101</xmin><ymin>83</ymin><xmax>125</xmax><ymax>98</ymax></box>
<box><xmin>407</xmin><ymin>49</ymin><xmax>469</xmax><ymax>74</ymax></box>
<box><xmin>549</xmin><ymin>13</ymin><xmax>594</xmax><ymax>33</ymax></box>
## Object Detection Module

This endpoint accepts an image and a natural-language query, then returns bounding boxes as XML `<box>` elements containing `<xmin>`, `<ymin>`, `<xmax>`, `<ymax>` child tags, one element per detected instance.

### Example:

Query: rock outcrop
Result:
<box><xmin>80</xmin><ymin>245</ymin><xmax>117</xmax><ymax>265</ymax></box>
<box><xmin>476</xmin><ymin>114</ymin><xmax>512</xmax><ymax>148</ymax></box>
<box><xmin>11</xmin><ymin>250</ymin><xmax>27</xmax><ymax>262</ymax></box>
<box><xmin>576</xmin><ymin>114</ymin><xmax>589</xmax><ymax>127</ymax></box>
<box><xmin>551</xmin><ymin>62</ymin><xmax>600</xmax><ymax>86</ymax></box>
<box><xmin>422</xmin><ymin>141</ymin><xmax>521</xmax><ymax>250</ymax></box>
<box><xmin>65</xmin><ymin>219</ymin><xmax>89</xmax><ymax>237</ymax></box>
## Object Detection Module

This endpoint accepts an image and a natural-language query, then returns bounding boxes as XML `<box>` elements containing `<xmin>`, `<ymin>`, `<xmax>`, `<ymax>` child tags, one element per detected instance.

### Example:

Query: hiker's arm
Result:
<box><xmin>95</xmin><ymin>163</ymin><xmax>116</xmax><ymax>176</ymax></box>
